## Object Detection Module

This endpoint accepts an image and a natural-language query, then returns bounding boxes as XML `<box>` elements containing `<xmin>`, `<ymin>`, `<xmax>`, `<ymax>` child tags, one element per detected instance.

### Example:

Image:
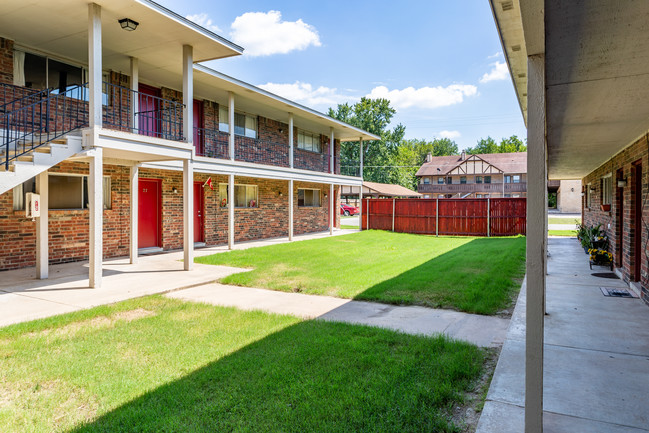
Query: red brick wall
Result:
<box><xmin>582</xmin><ymin>135</ymin><xmax>649</xmax><ymax>306</ymax></box>
<box><xmin>0</xmin><ymin>165</ymin><xmax>334</xmax><ymax>271</ymax></box>
<box><xmin>0</xmin><ymin>37</ymin><xmax>13</xmax><ymax>84</ymax></box>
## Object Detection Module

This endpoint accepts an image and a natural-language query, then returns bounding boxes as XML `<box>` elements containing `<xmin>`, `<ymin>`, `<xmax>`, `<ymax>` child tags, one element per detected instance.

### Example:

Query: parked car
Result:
<box><xmin>340</xmin><ymin>203</ymin><xmax>359</xmax><ymax>216</ymax></box>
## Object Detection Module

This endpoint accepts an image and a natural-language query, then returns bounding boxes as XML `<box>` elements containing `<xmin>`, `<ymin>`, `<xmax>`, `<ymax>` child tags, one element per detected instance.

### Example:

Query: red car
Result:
<box><xmin>340</xmin><ymin>203</ymin><xmax>359</xmax><ymax>216</ymax></box>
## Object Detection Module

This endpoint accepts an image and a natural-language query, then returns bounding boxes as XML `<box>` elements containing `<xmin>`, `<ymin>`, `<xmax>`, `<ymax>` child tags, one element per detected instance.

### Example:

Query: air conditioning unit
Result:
<box><xmin>26</xmin><ymin>192</ymin><xmax>41</xmax><ymax>219</ymax></box>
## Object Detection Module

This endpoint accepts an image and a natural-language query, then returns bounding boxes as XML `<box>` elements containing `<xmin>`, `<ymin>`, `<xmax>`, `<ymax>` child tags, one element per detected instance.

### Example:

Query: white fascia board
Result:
<box><xmin>142</xmin><ymin>158</ymin><xmax>363</xmax><ymax>186</ymax></box>
<box><xmin>88</xmin><ymin>128</ymin><xmax>194</xmax><ymax>160</ymax></box>
<box><xmin>193</xmin><ymin>64</ymin><xmax>381</xmax><ymax>142</ymax></box>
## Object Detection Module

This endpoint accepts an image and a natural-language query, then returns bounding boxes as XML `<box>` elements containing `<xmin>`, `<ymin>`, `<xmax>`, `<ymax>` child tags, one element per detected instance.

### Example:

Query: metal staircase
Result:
<box><xmin>0</xmin><ymin>84</ymin><xmax>87</xmax><ymax>194</ymax></box>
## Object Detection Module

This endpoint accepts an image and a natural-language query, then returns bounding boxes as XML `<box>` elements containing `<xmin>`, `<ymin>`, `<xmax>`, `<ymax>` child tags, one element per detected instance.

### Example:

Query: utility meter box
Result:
<box><xmin>26</xmin><ymin>192</ymin><xmax>41</xmax><ymax>218</ymax></box>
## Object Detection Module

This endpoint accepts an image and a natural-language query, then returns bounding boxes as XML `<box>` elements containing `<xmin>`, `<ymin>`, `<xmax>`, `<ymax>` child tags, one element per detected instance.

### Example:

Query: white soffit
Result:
<box><xmin>0</xmin><ymin>0</ymin><xmax>242</xmax><ymax>89</ymax></box>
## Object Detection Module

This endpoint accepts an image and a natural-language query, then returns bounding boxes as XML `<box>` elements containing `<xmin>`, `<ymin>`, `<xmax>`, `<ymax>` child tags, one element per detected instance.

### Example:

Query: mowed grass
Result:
<box><xmin>340</xmin><ymin>224</ymin><xmax>359</xmax><ymax>229</ymax></box>
<box><xmin>548</xmin><ymin>229</ymin><xmax>577</xmax><ymax>237</ymax></box>
<box><xmin>0</xmin><ymin>296</ymin><xmax>483</xmax><ymax>433</ymax></box>
<box><xmin>548</xmin><ymin>217</ymin><xmax>580</xmax><ymax>225</ymax></box>
<box><xmin>196</xmin><ymin>230</ymin><xmax>526</xmax><ymax>315</ymax></box>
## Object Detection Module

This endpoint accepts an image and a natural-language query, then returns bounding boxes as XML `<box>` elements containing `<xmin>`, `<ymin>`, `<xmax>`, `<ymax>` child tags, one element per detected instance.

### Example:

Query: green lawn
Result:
<box><xmin>548</xmin><ymin>229</ymin><xmax>577</xmax><ymax>237</ymax></box>
<box><xmin>0</xmin><ymin>296</ymin><xmax>483</xmax><ymax>433</ymax></box>
<box><xmin>196</xmin><ymin>230</ymin><xmax>526</xmax><ymax>315</ymax></box>
<box><xmin>548</xmin><ymin>217</ymin><xmax>580</xmax><ymax>225</ymax></box>
<box><xmin>340</xmin><ymin>224</ymin><xmax>359</xmax><ymax>229</ymax></box>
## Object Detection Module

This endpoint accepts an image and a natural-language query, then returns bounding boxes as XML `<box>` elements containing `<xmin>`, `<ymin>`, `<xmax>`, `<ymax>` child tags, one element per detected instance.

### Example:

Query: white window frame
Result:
<box><xmin>601</xmin><ymin>174</ymin><xmax>612</xmax><ymax>206</ymax></box>
<box><xmin>218</xmin><ymin>106</ymin><xmax>257</xmax><ymax>139</ymax></box>
<box><xmin>219</xmin><ymin>183</ymin><xmax>259</xmax><ymax>208</ymax></box>
<box><xmin>297</xmin><ymin>130</ymin><xmax>322</xmax><ymax>153</ymax></box>
<box><xmin>297</xmin><ymin>188</ymin><xmax>321</xmax><ymax>207</ymax></box>
<box><xmin>586</xmin><ymin>183</ymin><xmax>592</xmax><ymax>208</ymax></box>
<box><xmin>423</xmin><ymin>177</ymin><xmax>430</xmax><ymax>184</ymax></box>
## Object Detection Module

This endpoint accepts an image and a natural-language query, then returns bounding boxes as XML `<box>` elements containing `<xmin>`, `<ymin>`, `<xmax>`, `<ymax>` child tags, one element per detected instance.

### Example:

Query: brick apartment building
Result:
<box><xmin>0</xmin><ymin>0</ymin><xmax>378</xmax><ymax>286</ymax></box>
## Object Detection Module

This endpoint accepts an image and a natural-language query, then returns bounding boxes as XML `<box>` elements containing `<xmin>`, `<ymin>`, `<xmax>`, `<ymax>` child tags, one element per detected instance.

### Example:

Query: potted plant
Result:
<box><xmin>589</xmin><ymin>248</ymin><xmax>613</xmax><ymax>270</ymax></box>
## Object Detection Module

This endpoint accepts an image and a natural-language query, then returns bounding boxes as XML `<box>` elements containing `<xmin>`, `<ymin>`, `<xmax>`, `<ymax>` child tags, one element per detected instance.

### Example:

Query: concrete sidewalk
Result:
<box><xmin>0</xmin><ymin>230</ymin><xmax>356</xmax><ymax>327</ymax></box>
<box><xmin>167</xmin><ymin>283</ymin><xmax>509</xmax><ymax>347</ymax></box>
<box><xmin>476</xmin><ymin>238</ymin><xmax>649</xmax><ymax>432</ymax></box>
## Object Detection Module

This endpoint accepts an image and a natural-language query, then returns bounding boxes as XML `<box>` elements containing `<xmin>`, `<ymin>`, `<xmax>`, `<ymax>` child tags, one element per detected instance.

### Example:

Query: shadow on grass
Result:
<box><xmin>353</xmin><ymin>237</ymin><xmax>526</xmax><ymax>315</ymax></box>
<box><xmin>66</xmin><ymin>320</ymin><xmax>482</xmax><ymax>433</ymax></box>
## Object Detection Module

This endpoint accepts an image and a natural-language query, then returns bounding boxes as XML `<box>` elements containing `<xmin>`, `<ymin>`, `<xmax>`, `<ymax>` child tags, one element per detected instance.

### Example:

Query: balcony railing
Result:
<box><xmin>194</xmin><ymin>127</ymin><xmax>229</xmax><ymax>159</ymax></box>
<box><xmin>418</xmin><ymin>182</ymin><xmax>527</xmax><ymax>194</ymax></box>
<box><xmin>234</xmin><ymin>135</ymin><xmax>290</xmax><ymax>167</ymax></box>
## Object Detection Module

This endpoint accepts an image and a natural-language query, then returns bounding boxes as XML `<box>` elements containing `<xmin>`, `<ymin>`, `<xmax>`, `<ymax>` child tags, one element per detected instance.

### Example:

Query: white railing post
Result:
<box><xmin>228</xmin><ymin>92</ymin><xmax>235</xmax><ymax>160</ymax></box>
<box><xmin>289</xmin><ymin>113</ymin><xmax>294</xmax><ymax>168</ymax></box>
<box><xmin>130</xmin><ymin>57</ymin><xmax>139</xmax><ymax>132</ymax></box>
<box><xmin>88</xmin><ymin>3</ymin><xmax>102</xmax><ymax>129</ymax></box>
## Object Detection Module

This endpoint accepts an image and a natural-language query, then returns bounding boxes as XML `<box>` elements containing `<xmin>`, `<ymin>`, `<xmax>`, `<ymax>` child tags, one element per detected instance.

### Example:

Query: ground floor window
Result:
<box><xmin>13</xmin><ymin>174</ymin><xmax>111</xmax><ymax>210</ymax></box>
<box><xmin>298</xmin><ymin>188</ymin><xmax>321</xmax><ymax>207</ymax></box>
<box><xmin>219</xmin><ymin>183</ymin><xmax>258</xmax><ymax>208</ymax></box>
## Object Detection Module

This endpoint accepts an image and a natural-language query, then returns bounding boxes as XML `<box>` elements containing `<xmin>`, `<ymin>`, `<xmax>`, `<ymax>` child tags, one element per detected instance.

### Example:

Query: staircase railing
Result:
<box><xmin>0</xmin><ymin>82</ymin><xmax>48</xmax><ymax>114</ymax></box>
<box><xmin>3</xmin><ymin>85</ymin><xmax>88</xmax><ymax>170</ymax></box>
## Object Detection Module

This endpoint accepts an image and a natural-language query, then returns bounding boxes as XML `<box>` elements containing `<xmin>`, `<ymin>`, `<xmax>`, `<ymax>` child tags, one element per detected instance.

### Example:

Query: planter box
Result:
<box><xmin>600</xmin><ymin>204</ymin><xmax>611</xmax><ymax>211</ymax></box>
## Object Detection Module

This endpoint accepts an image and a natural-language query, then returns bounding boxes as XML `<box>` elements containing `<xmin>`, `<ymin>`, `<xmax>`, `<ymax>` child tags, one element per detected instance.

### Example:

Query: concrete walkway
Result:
<box><xmin>476</xmin><ymin>238</ymin><xmax>649</xmax><ymax>432</ymax></box>
<box><xmin>0</xmin><ymin>230</ymin><xmax>356</xmax><ymax>327</ymax></box>
<box><xmin>167</xmin><ymin>283</ymin><xmax>509</xmax><ymax>347</ymax></box>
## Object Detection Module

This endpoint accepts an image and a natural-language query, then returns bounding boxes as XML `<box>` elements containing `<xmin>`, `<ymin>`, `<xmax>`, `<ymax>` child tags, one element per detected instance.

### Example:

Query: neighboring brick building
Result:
<box><xmin>0</xmin><ymin>1</ymin><xmax>378</xmax><ymax>284</ymax></box>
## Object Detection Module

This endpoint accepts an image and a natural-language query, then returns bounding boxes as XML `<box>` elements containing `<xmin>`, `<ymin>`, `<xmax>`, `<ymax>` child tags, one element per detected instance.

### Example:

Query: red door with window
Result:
<box><xmin>139</xmin><ymin>179</ymin><xmax>162</xmax><ymax>248</ymax></box>
<box><xmin>194</xmin><ymin>182</ymin><xmax>204</xmax><ymax>243</ymax></box>
<box><xmin>139</xmin><ymin>84</ymin><xmax>161</xmax><ymax>137</ymax></box>
<box><xmin>193</xmin><ymin>99</ymin><xmax>204</xmax><ymax>155</ymax></box>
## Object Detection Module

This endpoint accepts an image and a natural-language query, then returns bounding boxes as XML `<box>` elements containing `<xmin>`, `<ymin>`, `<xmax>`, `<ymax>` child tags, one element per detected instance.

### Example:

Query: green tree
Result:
<box><xmin>328</xmin><ymin>98</ymin><xmax>405</xmax><ymax>184</ymax></box>
<box><xmin>465</xmin><ymin>135</ymin><xmax>526</xmax><ymax>154</ymax></box>
<box><xmin>390</xmin><ymin>138</ymin><xmax>459</xmax><ymax>190</ymax></box>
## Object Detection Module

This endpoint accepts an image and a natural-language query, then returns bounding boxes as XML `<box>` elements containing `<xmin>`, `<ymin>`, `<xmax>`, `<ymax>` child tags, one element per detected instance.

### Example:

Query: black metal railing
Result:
<box><xmin>102</xmin><ymin>81</ymin><xmax>184</xmax><ymax>141</ymax></box>
<box><xmin>194</xmin><ymin>127</ymin><xmax>229</xmax><ymax>159</ymax></box>
<box><xmin>0</xmin><ymin>82</ymin><xmax>49</xmax><ymax>114</ymax></box>
<box><xmin>3</xmin><ymin>85</ymin><xmax>88</xmax><ymax>169</ymax></box>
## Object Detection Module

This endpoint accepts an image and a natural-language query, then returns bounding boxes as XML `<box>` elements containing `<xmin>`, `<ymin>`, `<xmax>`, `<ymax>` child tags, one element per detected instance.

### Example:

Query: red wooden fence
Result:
<box><xmin>360</xmin><ymin>198</ymin><xmax>526</xmax><ymax>236</ymax></box>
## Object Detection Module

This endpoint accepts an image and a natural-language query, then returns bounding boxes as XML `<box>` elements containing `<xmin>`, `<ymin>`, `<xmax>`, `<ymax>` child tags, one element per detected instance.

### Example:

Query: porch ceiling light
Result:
<box><xmin>118</xmin><ymin>18</ymin><xmax>139</xmax><ymax>31</ymax></box>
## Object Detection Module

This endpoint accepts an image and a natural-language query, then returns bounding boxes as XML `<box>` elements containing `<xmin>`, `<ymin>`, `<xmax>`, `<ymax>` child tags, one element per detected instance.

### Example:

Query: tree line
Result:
<box><xmin>328</xmin><ymin>97</ymin><xmax>526</xmax><ymax>191</ymax></box>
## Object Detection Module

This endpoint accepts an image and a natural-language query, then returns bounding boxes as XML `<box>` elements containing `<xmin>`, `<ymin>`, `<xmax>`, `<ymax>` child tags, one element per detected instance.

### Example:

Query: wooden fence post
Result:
<box><xmin>392</xmin><ymin>198</ymin><xmax>395</xmax><ymax>232</ymax></box>
<box><xmin>487</xmin><ymin>197</ymin><xmax>491</xmax><ymax>237</ymax></box>
<box><xmin>435</xmin><ymin>198</ymin><xmax>439</xmax><ymax>237</ymax></box>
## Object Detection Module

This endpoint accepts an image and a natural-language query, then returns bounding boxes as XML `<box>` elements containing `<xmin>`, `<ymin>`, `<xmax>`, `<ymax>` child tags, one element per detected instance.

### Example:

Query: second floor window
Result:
<box><xmin>476</xmin><ymin>176</ymin><xmax>483</xmax><ymax>184</ymax></box>
<box><xmin>423</xmin><ymin>177</ymin><xmax>430</xmax><ymax>184</ymax></box>
<box><xmin>484</xmin><ymin>176</ymin><xmax>492</xmax><ymax>184</ymax></box>
<box><xmin>460</xmin><ymin>176</ymin><xmax>467</xmax><ymax>184</ymax></box>
<box><xmin>218</xmin><ymin>106</ymin><xmax>257</xmax><ymax>139</ymax></box>
<box><xmin>437</xmin><ymin>177</ymin><xmax>444</xmax><ymax>184</ymax></box>
<box><xmin>297</xmin><ymin>130</ymin><xmax>322</xmax><ymax>153</ymax></box>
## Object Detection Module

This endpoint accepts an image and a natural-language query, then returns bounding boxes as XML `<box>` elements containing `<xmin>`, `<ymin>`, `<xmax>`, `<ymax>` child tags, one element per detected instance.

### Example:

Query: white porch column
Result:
<box><xmin>130</xmin><ymin>57</ymin><xmax>139</xmax><ymax>132</ymax></box>
<box><xmin>130</xmin><ymin>165</ymin><xmax>138</xmax><ymax>264</ymax></box>
<box><xmin>288</xmin><ymin>113</ymin><xmax>294</xmax><ymax>168</ymax></box>
<box><xmin>329</xmin><ymin>183</ymin><xmax>334</xmax><ymax>235</ymax></box>
<box><xmin>228</xmin><ymin>92</ymin><xmax>235</xmax><ymax>160</ymax></box>
<box><xmin>359</xmin><ymin>137</ymin><xmax>363</xmax><ymax>231</ymax></box>
<box><xmin>330</xmin><ymin>127</ymin><xmax>335</xmax><ymax>174</ymax></box>
<box><xmin>288</xmin><ymin>179</ymin><xmax>294</xmax><ymax>241</ymax></box>
<box><xmin>183</xmin><ymin>159</ymin><xmax>194</xmax><ymax>271</ymax></box>
<box><xmin>35</xmin><ymin>172</ymin><xmax>48</xmax><ymax>279</ymax></box>
<box><xmin>525</xmin><ymin>53</ymin><xmax>547</xmax><ymax>433</ymax></box>
<box><xmin>228</xmin><ymin>174</ymin><xmax>235</xmax><ymax>249</ymax></box>
<box><xmin>89</xmin><ymin>147</ymin><xmax>103</xmax><ymax>288</ymax></box>
<box><xmin>183</xmin><ymin>45</ymin><xmax>193</xmax><ymax>146</ymax></box>
<box><xmin>88</xmin><ymin>3</ymin><xmax>102</xmax><ymax>129</ymax></box>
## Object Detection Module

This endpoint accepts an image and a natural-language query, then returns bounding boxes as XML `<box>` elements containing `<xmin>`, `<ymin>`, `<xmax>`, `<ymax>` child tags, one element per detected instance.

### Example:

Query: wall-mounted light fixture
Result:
<box><xmin>278</xmin><ymin>128</ymin><xmax>284</xmax><ymax>134</ymax></box>
<box><xmin>617</xmin><ymin>179</ymin><xmax>627</xmax><ymax>188</ymax></box>
<box><xmin>118</xmin><ymin>18</ymin><xmax>139</xmax><ymax>31</ymax></box>
<box><xmin>172</xmin><ymin>187</ymin><xmax>178</xmax><ymax>194</ymax></box>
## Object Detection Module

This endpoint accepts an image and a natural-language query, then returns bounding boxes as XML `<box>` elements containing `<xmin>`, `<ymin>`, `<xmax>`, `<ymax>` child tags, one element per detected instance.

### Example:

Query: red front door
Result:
<box><xmin>139</xmin><ymin>179</ymin><xmax>162</xmax><ymax>248</ymax></box>
<box><xmin>194</xmin><ymin>182</ymin><xmax>204</xmax><ymax>243</ymax></box>
<box><xmin>139</xmin><ymin>84</ymin><xmax>161</xmax><ymax>138</ymax></box>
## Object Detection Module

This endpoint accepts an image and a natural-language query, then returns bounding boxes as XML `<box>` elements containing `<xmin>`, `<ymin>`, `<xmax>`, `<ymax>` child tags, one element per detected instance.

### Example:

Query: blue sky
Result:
<box><xmin>160</xmin><ymin>0</ymin><xmax>526</xmax><ymax>151</ymax></box>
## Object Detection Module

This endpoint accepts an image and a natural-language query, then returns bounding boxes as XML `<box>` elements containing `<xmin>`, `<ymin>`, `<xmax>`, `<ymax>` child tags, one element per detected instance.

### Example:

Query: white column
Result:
<box><xmin>35</xmin><ymin>172</ymin><xmax>48</xmax><ymax>279</ymax></box>
<box><xmin>88</xmin><ymin>3</ymin><xmax>102</xmax><ymax>128</ymax></box>
<box><xmin>183</xmin><ymin>45</ymin><xmax>193</xmax><ymax>145</ymax></box>
<box><xmin>329</xmin><ymin>183</ymin><xmax>334</xmax><ymax>235</ymax></box>
<box><xmin>228</xmin><ymin>174</ymin><xmax>235</xmax><ymax>249</ymax></box>
<box><xmin>228</xmin><ymin>92</ymin><xmax>235</xmax><ymax>160</ymax></box>
<box><xmin>130</xmin><ymin>57</ymin><xmax>139</xmax><ymax>132</ymax></box>
<box><xmin>130</xmin><ymin>165</ymin><xmax>138</xmax><ymax>264</ymax></box>
<box><xmin>183</xmin><ymin>159</ymin><xmax>194</xmax><ymax>271</ymax></box>
<box><xmin>288</xmin><ymin>179</ymin><xmax>294</xmax><ymax>241</ymax></box>
<box><xmin>330</xmin><ymin>127</ymin><xmax>335</xmax><ymax>174</ymax></box>
<box><xmin>89</xmin><ymin>147</ymin><xmax>103</xmax><ymax>288</ymax></box>
<box><xmin>525</xmin><ymin>54</ymin><xmax>547</xmax><ymax>433</ymax></box>
<box><xmin>359</xmin><ymin>137</ymin><xmax>363</xmax><ymax>231</ymax></box>
<box><xmin>288</xmin><ymin>113</ymin><xmax>294</xmax><ymax>168</ymax></box>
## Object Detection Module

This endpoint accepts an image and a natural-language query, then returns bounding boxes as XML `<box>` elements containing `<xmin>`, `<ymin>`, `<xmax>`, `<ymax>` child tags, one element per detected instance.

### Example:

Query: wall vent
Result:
<box><xmin>501</xmin><ymin>1</ymin><xmax>514</xmax><ymax>11</ymax></box>
<box><xmin>511</xmin><ymin>45</ymin><xmax>521</xmax><ymax>52</ymax></box>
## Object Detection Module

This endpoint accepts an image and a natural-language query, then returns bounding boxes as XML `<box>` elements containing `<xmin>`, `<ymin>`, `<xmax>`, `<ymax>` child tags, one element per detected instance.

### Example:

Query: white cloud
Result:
<box><xmin>231</xmin><ymin>11</ymin><xmax>321</xmax><ymax>57</ymax></box>
<box><xmin>366</xmin><ymin>84</ymin><xmax>477</xmax><ymax>110</ymax></box>
<box><xmin>487</xmin><ymin>52</ymin><xmax>502</xmax><ymax>59</ymax></box>
<box><xmin>258</xmin><ymin>81</ymin><xmax>350</xmax><ymax>106</ymax></box>
<box><xmin>479</xmin><ymin>61</ymin><xmax>509</xmax><ymax>83</ymax></box>
<box><xmin>439</xmin><ymin>130</ymin><xmax>461</xmax><ymax>139</ymax></box>
<box><xmin>186</xmin><ymin>13</ymin><xmax>222</xmax><ymax>33</ymax></box>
